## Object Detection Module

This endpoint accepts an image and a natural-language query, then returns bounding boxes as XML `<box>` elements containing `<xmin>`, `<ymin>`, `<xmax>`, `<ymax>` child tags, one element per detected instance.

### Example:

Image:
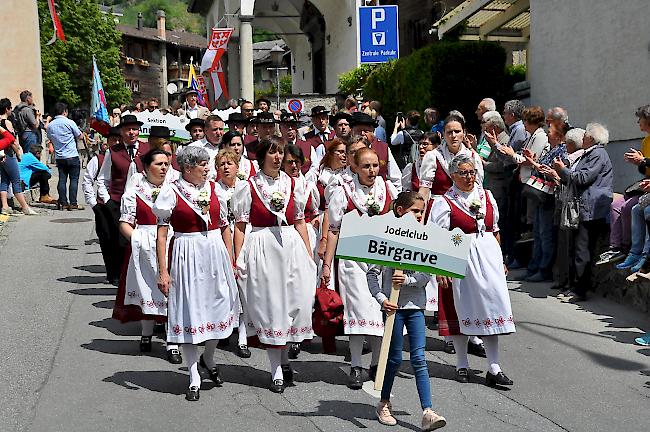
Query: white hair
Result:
<box><xmin>481</xmin><ymin>98</ymin><xmax>496</xmax><ymax>112</ymax></box>
<box><xmin>585</xmin><ymin>123</ymin><xmax>609</xmax><ymax>146</ymax></box>
<box><xmin>565</xmin><ymin>128</ymin><xmax>585</xmax><ymax>149</ymax></box>
<box><xmin>547</xmin><ymin>106</ymin><xmax>569</xmax><ymax>124</ymax></box>
<box><xmin>482</xmin><ymin>110</ymin><xmax>505</xmax><ymax>131</ymax></box>
<box><xmin>449</xmin><ymin>154</ymin><xmax>475</xmax><ymax>174</ymax></box>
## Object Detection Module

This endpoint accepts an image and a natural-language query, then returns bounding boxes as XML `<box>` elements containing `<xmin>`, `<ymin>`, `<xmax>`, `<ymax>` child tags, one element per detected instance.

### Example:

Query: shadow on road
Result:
<box><xmin>103</xmin><ymin>370</ymin><xmax>194</xmax><ymax>395</ymax></box>
<box><xmin>278</xmin><ymin>400</ymin><xmax>419</xmax><ymax>430</ymax></box>
<box><xmin>75</xmin><ymin>264</ymin><xmax>106</xmax><ymax>274</ymax></box>
<box><xmin>68</xmin><ymin>287</ymin><xmax>116</xmax><ymax>296</ymax></box>
<box><xmin>82</xmin><ymin>338</ymin><xmax>167</xmax><ymax>357</ymax></box>
<box><xmin>92</xmin><ymin>300</ymin><xmax>115</xmax><ymax>309</ymax></box>
<box><xmin>58</xmin><ymin>275</ymin><xmax>107</xmax><ymax>284</ymax></box>
<box><xmin>89</xmin><ymin>318</ymin><xmax>141</xmax><ymax>336</ymax></box>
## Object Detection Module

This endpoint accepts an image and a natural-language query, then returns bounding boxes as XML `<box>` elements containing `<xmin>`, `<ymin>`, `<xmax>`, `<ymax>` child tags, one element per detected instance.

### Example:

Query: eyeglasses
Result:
<box><xmin>243</xmin><ymin>108</ymin><xmax>254</xmax><ymax>112</ymax></box>
<box><xmin>456</xmin><ymin>169</ymin><xmax>476</xmax><ymax>177</ymax></box>
<box><xmin>285</xmin><ymin>159</ymin><xmax>300</xmax><ymax>166</ymax></box>
<box><xmin>149</xmin><ymin>105</ymin><xmax>159</xmax><ymax>109</ymax></box>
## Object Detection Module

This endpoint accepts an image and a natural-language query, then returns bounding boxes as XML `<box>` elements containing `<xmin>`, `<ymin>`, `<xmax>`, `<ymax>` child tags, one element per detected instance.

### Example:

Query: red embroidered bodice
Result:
<box><xmin>443</xmin><ymin>195</ymin><xmax>495</xmax><ymax>234</ymax></box>
<box><xmin>431</xmin><ymin>158</ymin><xmax>453</xmax><ymax>196</ymax></box>
<box><xmin>169</xmin><ymin>182</ymin><xmax>222</xmax><ymax>232</ymax></box>
<box><xmin>248</xmin><ymin>177</ymin><xmax>296</xmax><ymax>227</ymax></box>
<box><xmin>135</xmin><ymin>196</ymin><xmax>157</xmax><ymax>225</ymax></box>
<box><xmin>344</xmin><ymin>181</ymin><xmax>392</xmax><ymax>215</ymax></box>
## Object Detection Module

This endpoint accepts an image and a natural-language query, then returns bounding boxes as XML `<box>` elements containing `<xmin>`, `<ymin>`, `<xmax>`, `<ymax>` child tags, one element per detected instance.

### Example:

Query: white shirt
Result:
<box><xmin>82</xmin><ymin>155</ymin><xmax>107</xmax><ymax>207</ymax></box>
<box><xmin>186</xmin><ymin>105</ymin><xmax>199</xmax><ymax>119</ymax></box>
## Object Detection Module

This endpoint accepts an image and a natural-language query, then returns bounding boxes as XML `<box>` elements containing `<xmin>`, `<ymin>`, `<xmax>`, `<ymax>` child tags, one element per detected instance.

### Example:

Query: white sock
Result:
<box><xmin>369</xmin><ymin>336</ymin><xmax>382</xmax><ymax>367</ymax></box>
<box><xmin>267</xmin><ymin>348</ymin><xmax>283</xmax><ymax>381</ymax></box>
<box><xmin>469</xmin><ymin>336</ymin><xmax>483</xmax><ymax>345</ymax></box>
<box><xmin>203</xmin><ymin>340</ymin><xmax>218</xmax><ymax>369</ymax></box>
<box><xmin>450</xmin><ymin>335</ymin><xmax>469</xmax><ymax>370</ymax></box>
<box><xmin>182</xmin><ymin>344</ymin><xmax>201</xmax><ymax>387</ymax></box>
<box><xmin>141</xmin><ymin>320</ymin><xmax>154</xmax><ymax>337</ymax></box>
<box><xmin>238</xmin><ymin>315</ymin><xmax>248</xmax><ymax>346</ymax></box>
<box><xmin>280</xmin><ymin>346</ymin><xmax>289</xmax><ymax>365</ymax></box>
<box><xmin>483</xmin><ymin>335</ymin><xmax>501</xmax><ymax>374</ymax></box>
<box><xmin>349</xmin><ymin>335</ymin><xmax>364</xmax><ymax>368</ymax></box>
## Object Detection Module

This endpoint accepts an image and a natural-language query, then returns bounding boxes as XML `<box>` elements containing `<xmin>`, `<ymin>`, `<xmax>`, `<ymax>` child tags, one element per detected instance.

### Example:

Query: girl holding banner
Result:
<box><xmin>322</xmin><ymin>147</ymin><xmax>399</xmax><ymax>390</ymax></box>
<box><xmin>428</xmin><ymin>153</ymin><xmax>515</xmax><ymax>387</ymax></box>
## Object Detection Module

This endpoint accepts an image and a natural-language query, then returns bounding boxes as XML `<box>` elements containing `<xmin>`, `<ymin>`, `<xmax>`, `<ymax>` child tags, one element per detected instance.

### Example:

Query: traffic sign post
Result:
<box><xmin>358</xmin><ymin>5</ymin><xmax>399</xmax><ymax>64</ymax></box>
<box><xmin>286</xmin><ymin>98</ymin><xmax>304</xmax><ymax>114</ymax></box>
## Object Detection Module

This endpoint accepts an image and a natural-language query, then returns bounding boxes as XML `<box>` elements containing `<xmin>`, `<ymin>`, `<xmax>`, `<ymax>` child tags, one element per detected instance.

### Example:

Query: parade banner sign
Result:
<box><xmin>335</xmin><ymin>211</ymin><xmax>471</xmax><ymax>278</ymax></box>
<box><xmin>135</xmin><ymin>110</ymin><xmax>191</xmax><ymax>142</ymax></box>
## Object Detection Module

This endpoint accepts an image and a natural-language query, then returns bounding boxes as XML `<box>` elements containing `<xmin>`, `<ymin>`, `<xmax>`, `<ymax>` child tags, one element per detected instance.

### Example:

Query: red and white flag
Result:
<box><xmin>200</xmin><ymin>28</ymin><xmax>233</xmax><ymax>74</ymax></box>
<box><xmin>46</xmin><ymin>0</ymin><xmax>66</xmax><ymax>45</ymax></box>
<box><xmin>209</xmin><ymin>61</ymin><xmax>229</xmax><ymax>103</ymax></box>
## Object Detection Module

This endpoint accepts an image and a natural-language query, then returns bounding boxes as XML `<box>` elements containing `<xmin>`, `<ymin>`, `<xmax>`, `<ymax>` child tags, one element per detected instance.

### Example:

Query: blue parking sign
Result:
<box><xmin>358</xmin><ymin>5</ymin><xmax>399</xmax><ymax>64</ymax></box>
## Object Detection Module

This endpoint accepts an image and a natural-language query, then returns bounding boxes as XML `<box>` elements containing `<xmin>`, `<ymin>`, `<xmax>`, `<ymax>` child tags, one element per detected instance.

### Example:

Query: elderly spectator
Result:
<box><xmin>503</xmin><ymin>100</ymin><xmax>529</xmax><ymax>152</ymax></box>
<box><xmin>226</xmin><ymin>98</ymin><xmax>239</xmax><ymax>109</ymax></box>
<box><xmin>475</xmin><ymin>98</ymin><xmax>497</xmax><ymax>159</ymax></box>
<box><xmin>18</xmin><ymin>144</ymin><xmax>56</xmax><ymax>204</ymax></box>
<box><xmin>482</xmin><ymin>111</ymin><xmax>510</xmax><ymax>215</ymax></box>
<box><xmin>178</xmin><ymin>90</ymin><xmax>210</xmax><ymax>120</ymax></box>
<box><xmin>554</xmin><ymin>123</ymin><xmax>613</xmax><ymax>302</ymax></box>
<box><xmin>599</xmin><ymin>105</ymin><xmax>650</xmax><ymax>264</ymax></box>
<box><xmin>424</xmin><ymin>107</ymin><xmax>444</xmax><ymax>135</ymax></box>
<box><xmin>47</xmin><ymin>102</ymin><xmax>84</xmax><ymax>211</ymax></box>
<box><xmin>523</xmin><ymin>123</ymin><xmax>569</xmax><ymax>282</ymax></box>
<box><xmin>546</xmin><ymin>107</ymin><xmax>571</xmax><ymax>130</ymax></box>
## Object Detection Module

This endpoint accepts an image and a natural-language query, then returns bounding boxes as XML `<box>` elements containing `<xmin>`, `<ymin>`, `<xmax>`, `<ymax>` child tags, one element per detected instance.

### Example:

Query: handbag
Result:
<box><xmin>624</xmin><ymin>179</ymin><xmax>646</xmax><ymax>199</ymax></box>
<box><xmin>559</xmin><ymin>179</ymin><xmax>580</xmax><ymax>230</ymax></box>
<box><xmin>312</xmin><ymin>281</ymin><xmax>344</xmax><ymax>338</ymax></box>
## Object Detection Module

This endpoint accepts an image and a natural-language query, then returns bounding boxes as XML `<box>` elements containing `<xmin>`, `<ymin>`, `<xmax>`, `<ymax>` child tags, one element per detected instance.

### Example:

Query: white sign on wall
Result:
<box><xmin>336</xmin><ymin>211</ymin><xmax>471</xmax><ymax>278</ymax></box>
<box><xmin>135</xmin><ymin>110</ymin><xmax>191</xmax><ymax>142</ymax></box>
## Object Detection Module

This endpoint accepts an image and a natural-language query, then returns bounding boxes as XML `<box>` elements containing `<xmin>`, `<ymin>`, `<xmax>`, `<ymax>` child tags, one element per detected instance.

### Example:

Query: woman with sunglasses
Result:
<box><xmin>429</xmin><ymin>154</ymin><xmax>515</xmax><ymax>387</ymax></box>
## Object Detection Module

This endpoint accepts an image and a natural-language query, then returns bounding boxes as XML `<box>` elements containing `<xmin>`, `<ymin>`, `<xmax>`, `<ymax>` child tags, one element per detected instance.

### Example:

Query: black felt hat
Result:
<box><xmin>256</xmin><ymin>96</ymin><xmax>272</xmax><ymax>106</ymax></box>
<box><xmin>349</xmin><ymin>111</ymin><xmax>378</xmax><ymax>127</ymax></box>
<box><xmin>108</xmin><ymin>126</ymin><xmax>121</xmax><ymax>137</ymax></box>
<box><xmin>310</xmin><ymin>105</ymin><xmax>329</xmax><ymax>117</ymax></box>
<box><xmin>330</xmin><ymin>111</ymin><xmax>352</xmax><ymax>125</ymax></box>
<box><xmin>279</xmin><ymin>112</ymin><xmax>300</xmax><ymax>124</ymax></box>
<box><xmin>226</xmin><ymin>112</ymin><xmax>247</xmax><ymax>124</ymax></box>
<box><xmin>256</xmin><ymin>111</ymin><xmax>277</xmax><ymax>124</ymax></box>
<box><xmin>184</xmin><ymin>118</ymin><xmax>205</xmax><ymax>131</ymax></box>
<box><xmin>118</xmin><ymin>114</ymin><xmax>143</xmax><ymax>128</ymax></box>
<box><xmin>149</xmin><ymin>125</ymin><xmax>171</xmax><ymax>138</ymax></box>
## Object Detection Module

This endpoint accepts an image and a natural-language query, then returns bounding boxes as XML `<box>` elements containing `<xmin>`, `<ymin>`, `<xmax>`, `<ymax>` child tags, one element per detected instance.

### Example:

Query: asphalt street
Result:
<box><xmin>1</xmin><ymin>206</ymin><xmax>649</xmax><ymax>432</ymax></box>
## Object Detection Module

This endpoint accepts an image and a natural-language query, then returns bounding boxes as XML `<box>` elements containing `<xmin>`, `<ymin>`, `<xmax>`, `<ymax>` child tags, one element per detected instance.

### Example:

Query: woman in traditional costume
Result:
<box><xmin>322</xmin><ymin>147</ymin><xmax>399</xmax><ymax>389</ymax></box>
<box><xmin>428</xmin><ymin>154</ymin><xmax>515</xmax><ymax>387</ymax></box>
<box><xmin>153</xmin><ymin>146</ymin><xmax>239</xmax><ymax>401</ymax></box>
<box><xmin>233</xmin><ymin>137</ymin><xmax>317</xmax><ymax>394</ymax></box>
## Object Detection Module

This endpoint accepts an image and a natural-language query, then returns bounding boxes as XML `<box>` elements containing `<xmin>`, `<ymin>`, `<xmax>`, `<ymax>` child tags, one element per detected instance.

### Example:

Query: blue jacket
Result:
<box><xmin>559</xmin><ymin>145</ymin><xmax>613</xmax><ymax>221</ymax></box>
<box><xmin>19</xmin><ymin>153</ymin><xmax>50</xmax><ymax>186</ymax></box>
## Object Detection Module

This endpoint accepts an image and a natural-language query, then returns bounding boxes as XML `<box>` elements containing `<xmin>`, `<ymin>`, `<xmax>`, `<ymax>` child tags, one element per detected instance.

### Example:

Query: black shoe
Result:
<box><xmin>167</xmin><ymin>348</ymin><xmax>182</xmax><ymax>364</ymax></box>
<box><xmin>218</xmin><ymin>338</ymin><xmax>230</xmax><ymax>347</ymax></box>
<box><xmin>368</xmin><ymin>364</ymin><xmax>378</xmax><ymax>381</ymax></box>
<box><xmin>348</xmin><ymin>366</ymin><xmax>363</xmax><ymax>390</ymax></box>
<box><xmin>443</xmin><ymin>341</ymin><xmax>456</xmax><ymax>354</ymax></box>
<box><xmin>288</xmin><ymin>343</ymin><xmax>301</xmax><ymax>359</ymax></box>
<box><xmin>468</xmin><ymin>341</ymin><xmax>486</xmax><ymax>358</ymax></box>
<box><xmin>236</xmin><ymin>344</ymin><xmax>251</xmax><ymax>358</ymax></box>
<box><xmin>270</xmin><ymin>379</ymin><xmax>284</xmax><ymax>393</ymax></box>
<box><xmin>486</xmin><ymin>371</ymin><xmax>513</xmax><ymax>387</ymax></box>
<box><xmin>199</xmin><ymin>355</ymin><xmax>223</xmax><ymax>386</ymax></box>
<box><xmin>185</xmin><ymin>386</ymin><xmax>200</xmax><ymax>401</ymax></box>
<box><xmin>153</xmin><ymin>323</ymin><xmax>165</xmax><ymax>336</ymax></box>
<box><xmin>281</xmin><ymin>364</ymin><xmax>294</xmax><ymax>384</ymax></box>
<box><xmin>140</xmin><ymin>336</ymin><xmax>152</xmax><ymax>353</ymax></box>
<box><xmin>455</xmin><ymin>368</ymin><xmax>469</xmax><ymax>383</ymax></box>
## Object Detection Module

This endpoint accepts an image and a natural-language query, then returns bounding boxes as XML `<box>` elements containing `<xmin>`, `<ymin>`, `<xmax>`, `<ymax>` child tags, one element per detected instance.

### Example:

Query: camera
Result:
<box><xmin>397</xmin><ymin>111</ymin><xmax>404</xmax><ymax>122</ymax></box>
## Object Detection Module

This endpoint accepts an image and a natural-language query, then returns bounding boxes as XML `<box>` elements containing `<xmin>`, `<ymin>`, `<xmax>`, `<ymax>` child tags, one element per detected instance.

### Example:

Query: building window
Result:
<box><xmin>512</xmin><ymin>50</ymin><xmax>527</xmax><ymax>67</ymax></box>
<box><xmin>125</xmin><ymin>80</ymin><xmax>140</xmax><ymax>93</ymax></box>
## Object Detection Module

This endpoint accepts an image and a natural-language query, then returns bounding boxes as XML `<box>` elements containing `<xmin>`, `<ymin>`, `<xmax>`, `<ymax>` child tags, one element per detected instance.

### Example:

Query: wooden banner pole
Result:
<box><xmin>374</xmin><ymin>269</ymin><xmax>402</xmax><ymax>391</ymax></box>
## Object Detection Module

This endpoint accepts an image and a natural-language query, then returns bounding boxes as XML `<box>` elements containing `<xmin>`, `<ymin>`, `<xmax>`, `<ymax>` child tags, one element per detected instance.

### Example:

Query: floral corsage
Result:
<box><xmin>236</xmin><ymin>171</ymin><xmax>246</xmax><ymax>180</ymax></box>
<box><xmin>197</xmin><ymin>190</ymin><xmax>210</xmax><ymax>214</ymax></box>
<box><xmin>270</xmin><ymin>191</ymin><xmax>285</xmax><ymax>212</ymax></box>
<box><xmin>151</xmin><ymin>188</ymin><xmax>160</xmax><ymax>202</ymax></box>
<box><xmin>366</xmin><ymin>194</ymin><xmax>381</xmax><ymax>216</ymax></box>
<box><xmin>469</xmin><ymin>199</ymin><xmax>485</xmax><ymax>220</ymax></box>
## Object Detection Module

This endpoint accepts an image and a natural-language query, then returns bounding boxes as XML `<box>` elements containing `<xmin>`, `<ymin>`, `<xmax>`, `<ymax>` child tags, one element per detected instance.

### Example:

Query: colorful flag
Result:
<box><xmin>46</xmin><ymin>0</ymin><xmax>66</xmax><ymax>45</ymax></box>
<box><xmin>210</xmin><ymin>60</ymin><xmax>229</xmax><ymax>103</ymax></box>
<box><xmin>90</xmin><ymin>56</ymin><xmax>110</xmax><ymax>136</ymax></box>
<box><xmin>200</xmin><ymin>28</ymin><xmax>233</xmax><ymax>74</ymax></box>
<box><xmin>187</xmin><ymin>60</ymin><xmax>208</xmax><ymax>107</ymax></box>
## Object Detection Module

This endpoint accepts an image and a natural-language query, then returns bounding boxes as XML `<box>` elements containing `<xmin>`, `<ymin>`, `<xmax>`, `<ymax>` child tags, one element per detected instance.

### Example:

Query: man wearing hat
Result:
<box><xmin>245</xmin><ymin>111</ymin><xmax>277</xmax><ymax>160</ymax></box>
<box><xmin>330</xmin><ymin>112</ymin><xmax>353</xmax><ymax>144</ymax></box>
<box><xmin>256</xmin><ymin>97</ymin><xmax>272</xmax><ymax>112</ymax></box>
<box><xmin>304</xmin><ymin>106</ymin><xmax>335</xmax><ymax>160</ymax></box>
<box><xmin>189</xmin><ymin>114</ymin><xmax>225</xmax><ymax>180</ymax></box>
<box><xmin>350</xmin><ymin>111</ymin><xmax>402</xmax><ymax>191</ymax></box>
<box><xmin>96</xmin><ymin>115</ymin><xmax>151</xmax><ymax>284</ymax></box>
<box><xmin>280</xmin><ymin>112</ymin><xmax>318</xmax><ymax>176</ymax></box>
<box><xmin>226</xmin><ymin>112</ymin><xmax>247</xmax><ymax>135</ymax></box>
<box><xmin>184</xmin><ymin>118</ymin><xmax>205</xmax><ymax>143</ymax></box>
<box><xmin>83</xmin><ymin>127</ymin><xmax>118</xmax><ymax>285</ymax></box>
<box><xmin>177</xmin><ymin>89</ymin><xmax>210</xmax><ymax>120</ymax></box>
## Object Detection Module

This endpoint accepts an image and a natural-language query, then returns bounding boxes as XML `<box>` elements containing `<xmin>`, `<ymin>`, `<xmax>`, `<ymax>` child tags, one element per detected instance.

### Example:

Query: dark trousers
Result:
<box><xmin>55</xmin><ymin>157</ymin><xmax>80</xmax><ymax>205</ymax></box>
<box><xmin>503</xmin><ymin>176</ymin><xmax>523</xmax><ymax>259</ymax></box>
<box><xmin>573</xmin><ymin>218</ymin><xmax>608</xmax><ymax>296</ymax></box>
<box><xmin>104</xmin><ymin>199</ymin><xmax>128</xmax><ymax>282</ymax></box>
<box><xmin>29</xmin><ymin>170</ymin><xmax>51</xmax><ymax>195</ymax></box>
<box><xmin>92</xmin><ymin>203</ymin><xmax>118</xmax><ymax>281</ymax></box>
<box><xmin>556</xmin><ymin>227</ymin><xmax>576</xmax><ymax>287</ymax></box>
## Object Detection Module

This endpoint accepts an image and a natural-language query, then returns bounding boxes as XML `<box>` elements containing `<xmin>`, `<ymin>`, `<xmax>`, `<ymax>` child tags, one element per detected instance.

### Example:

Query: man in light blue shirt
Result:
<box><xmin>46</xmin><ymin>102</ymin><xmax>83</xmax><ymax>209</ymax></box>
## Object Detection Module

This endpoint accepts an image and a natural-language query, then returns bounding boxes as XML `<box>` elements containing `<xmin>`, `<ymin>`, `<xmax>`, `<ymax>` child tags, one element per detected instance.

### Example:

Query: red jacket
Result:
<box><xmin>0</xmin><ymin>129</ymin><xmax>15</xmax><ymax>151</ymax></box>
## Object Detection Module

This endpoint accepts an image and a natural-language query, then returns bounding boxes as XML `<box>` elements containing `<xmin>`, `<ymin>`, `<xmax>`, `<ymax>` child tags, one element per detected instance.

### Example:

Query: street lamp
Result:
<box><xmin>267</xmin><ymin>44</ymin><xmax>288</xmax><ymax>110</ymax></box>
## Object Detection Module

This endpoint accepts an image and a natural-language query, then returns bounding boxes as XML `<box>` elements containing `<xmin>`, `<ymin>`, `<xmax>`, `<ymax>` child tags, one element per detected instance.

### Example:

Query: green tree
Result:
<box><xmin>38</xmin><ymin>0</ymin><xmax>131</xmax><ymax>110</ymax></box>
<box><xmin>120</xmin><ymin>0</ymin><xmax>206</xmax><ymax>35</ymax></box>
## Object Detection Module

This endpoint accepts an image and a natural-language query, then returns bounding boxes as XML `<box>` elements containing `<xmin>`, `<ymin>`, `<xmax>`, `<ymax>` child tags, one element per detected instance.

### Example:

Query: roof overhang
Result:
<box><xmin>433</xmin><ymin>0</ymin><xmax>530</xmax><ymax>42</ymax></box>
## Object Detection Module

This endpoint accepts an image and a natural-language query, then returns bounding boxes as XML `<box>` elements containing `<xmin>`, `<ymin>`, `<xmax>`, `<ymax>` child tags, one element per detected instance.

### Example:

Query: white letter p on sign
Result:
<box><xmin>371</xmin><ymin>8</ymin><xmax>385</xmax><ymax>29</ymax></box>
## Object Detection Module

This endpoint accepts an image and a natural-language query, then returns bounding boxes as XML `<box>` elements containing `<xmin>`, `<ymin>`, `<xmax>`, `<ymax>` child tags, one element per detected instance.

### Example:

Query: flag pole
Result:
<box><xmin>373</xmin><ymin>269</ymin><xmax>402</xmax><ymax>391</ymax></box>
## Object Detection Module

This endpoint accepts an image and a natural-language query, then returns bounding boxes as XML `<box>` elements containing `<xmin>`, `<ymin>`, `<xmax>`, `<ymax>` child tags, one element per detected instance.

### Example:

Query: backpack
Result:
<box><xmin>12</xmin><ymin>105</ymin><xmax>31</xmax><ymax>135</ymax></box>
